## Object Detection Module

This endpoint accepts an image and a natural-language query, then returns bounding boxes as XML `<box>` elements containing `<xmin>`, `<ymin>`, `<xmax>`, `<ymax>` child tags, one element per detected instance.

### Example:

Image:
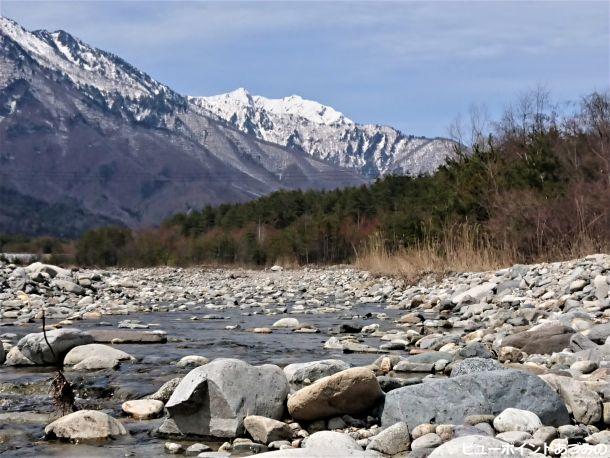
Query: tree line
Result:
<box><xmin>3</xmin><ymin>90</ymin><xmax>610</xmax><ymax>268</ymax></box>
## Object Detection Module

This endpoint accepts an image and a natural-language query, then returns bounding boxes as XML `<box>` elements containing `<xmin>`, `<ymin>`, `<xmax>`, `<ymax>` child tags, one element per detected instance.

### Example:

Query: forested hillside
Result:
<box><xmin>4</xmin><ymin>91</ymin><xmax>609</xmax><ymax>269</ymax></box>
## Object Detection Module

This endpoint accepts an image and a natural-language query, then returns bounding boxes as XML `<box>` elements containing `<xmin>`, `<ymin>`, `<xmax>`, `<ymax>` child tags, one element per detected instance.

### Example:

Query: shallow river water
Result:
<box><xmin>0</xmin><ymin>302</ymin><xmax>405</xmax><ymax>457</ymax></box>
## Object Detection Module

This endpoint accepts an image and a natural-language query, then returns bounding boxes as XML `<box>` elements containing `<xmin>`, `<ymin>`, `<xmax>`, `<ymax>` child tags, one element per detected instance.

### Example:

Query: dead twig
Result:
<box><xmin>42</xmin><ymin>309</ymin><xmax>77</xmax><ymax>415</ymax></box>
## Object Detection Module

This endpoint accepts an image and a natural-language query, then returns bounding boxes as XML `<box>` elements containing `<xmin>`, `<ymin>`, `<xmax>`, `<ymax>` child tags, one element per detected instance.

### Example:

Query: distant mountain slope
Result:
<box><xmin>191</xmin><ymin>88</ymin><xmax>456</xmax><ymax>179</ymax></box>
<box><xmin>0</xmin><ymin>17</ymin><xmax>364</xmax><ymax>235</ymax></box>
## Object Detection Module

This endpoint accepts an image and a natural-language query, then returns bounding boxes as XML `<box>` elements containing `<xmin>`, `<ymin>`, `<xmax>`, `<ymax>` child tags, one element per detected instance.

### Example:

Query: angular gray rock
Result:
<box><xmin>166</xmin><ymin>358</ymin><xmax>289</xmax><ymax>438</ymax></box>
<box><xmin>17</xmin><ymin>328</ymin><xmax>93</xmax><ymax>365</ymax></box>
<box><xmin>244</xmin><ymin>415</ymin><xmax>291</xmax><ymax>444</ymax></box>
<box><xmin>366</xmin><ymin>422</ymin><xmax>410</xmax><ymax>455</ymax></box>
<box><xmin>381</xmin><ymin>369</ymin><xmax>569</xmax><ymax>429</ymax></box>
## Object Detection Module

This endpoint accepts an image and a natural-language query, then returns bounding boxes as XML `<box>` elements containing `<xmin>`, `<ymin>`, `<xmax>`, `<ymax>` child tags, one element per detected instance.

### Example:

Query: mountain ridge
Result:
<box><xmin>0</xmin><ymin>17</ymin><xmax>365</xmax><ymax>236</ymax></box>
<box><xmin>191</xmin><ymin>87</ymin><xmax>456</xmax><ymax>179</ymax></box>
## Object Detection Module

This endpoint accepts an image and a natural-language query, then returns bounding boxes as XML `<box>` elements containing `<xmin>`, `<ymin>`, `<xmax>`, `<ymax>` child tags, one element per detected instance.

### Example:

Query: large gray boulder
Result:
<box><xmin>17</xmin><ymin>328</ymin><xmax>93</xmax><ymax>365</ymax></box>
<box><xmin>165</xmin><ymin>358</ymin><xmax>289</xmax><ymax>438</ymax></box>
<box><xmin>283</xmin><ymin>359</ymin><xmax>351</xmax><ymax>384</ymax></box>
<box><xmin>381</xmin><ymin>369</ymin><xmax>569</xmax><ymax>429</ymax></box>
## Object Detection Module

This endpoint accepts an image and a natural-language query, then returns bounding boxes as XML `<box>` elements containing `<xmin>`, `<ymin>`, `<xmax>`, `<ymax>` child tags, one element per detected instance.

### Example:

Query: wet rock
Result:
<box><xmin>88</xmin><ymin>329</ymin><xmax>167</xmax><ymax>343</ymax></box>
<box><xmin>287</xmin><ymin>367</ymin><xmax>384</xmax><ymax>421</ymax></box>
<box><xmin>283</xmin><ymin>359</ymin><xmax>351</xmax><ymax>384</ymax></box>
<box><xmin>165</xmin><ymin>442</ymin><xmax>184</xmax><ymax>454</ymax></box>
<box><xmin>185</xmin><ymin>443</ymin><xmax>211</xmax><ymax>455</ymax></box>
<box><xmin>64</xmin><ymin>343</ymin><xmax>134</xmax><ymax>366</ymax></box>
<box><xmin>381</xmin><ymin>369</ymin><xmax>569</xmax><ymax>429</ymax></box>
<box><xmin>166</xmin><ymin>358</ymin><xmax>289</xmax><ymax>438</ymax></box>
<box><xmin>122</xmin><ymin>399</ymin><xmax>164</xmax><ymax>420</ymax></box>
<box><xmin>244</xmin><ymin>415</ymin><xmax>291</xmax><ymax>444</ymax></box>
<box><xmin>17</xmin><ymin>328</ymin><xmax>93</xmax><ymax>365</ymax></box>
<box><xmin>44</xmin><ymin>410</ymin><xmax>127</xmax><ymax>440</ymax></box>
<box><xmin>176</xmin><ymin>355</ymin><xmax>209</xmax><ymax>368</ymax></box>
<box><xmin>145</xmin><ymin>377</ymin><xmax>183</xmax><ymax>403</ymax></box>
<box><xmin>73</xmin><ymin>355</ymin><xmax>120</xmax><ymax>370</ymax></box>
<box><xmin>366</xmin><ymin>421</ymin><xmax>410</xmax><ymax>455</ymax></box>
<box><xmin>4</xmin><ymin>345</ymin><xmax>34</xmax><ymax>366</ymax></box>
<box><xmin>272</xmin><ymin>318</ymin><xmax>300</xmax><ymax>328</ymax></box>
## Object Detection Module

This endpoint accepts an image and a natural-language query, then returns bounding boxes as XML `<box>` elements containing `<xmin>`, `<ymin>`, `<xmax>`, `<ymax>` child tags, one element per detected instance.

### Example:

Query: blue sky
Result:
<box><xmin>2</xmin><ymin>0</ymin><xmax>608</xmax><ymax>137</ymax></box>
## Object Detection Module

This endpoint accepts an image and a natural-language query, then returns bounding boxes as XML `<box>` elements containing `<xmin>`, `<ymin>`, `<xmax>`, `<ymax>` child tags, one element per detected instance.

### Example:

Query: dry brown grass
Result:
<box><xmin>355</xmin><ymin>225</ymin><xmax>517</xmax><ymax>280</ymax></box>
<box><xmin>355</xmin><ymin>224</ymin><xmax>610</xmax><ymax>281</ymax></box>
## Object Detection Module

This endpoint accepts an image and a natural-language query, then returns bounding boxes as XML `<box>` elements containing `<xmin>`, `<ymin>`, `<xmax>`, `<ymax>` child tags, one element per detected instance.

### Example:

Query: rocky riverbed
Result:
<box><xmin>3</xmin><ymin>257</ymin><xmax>610</xmax><ymax>456</ymax></box>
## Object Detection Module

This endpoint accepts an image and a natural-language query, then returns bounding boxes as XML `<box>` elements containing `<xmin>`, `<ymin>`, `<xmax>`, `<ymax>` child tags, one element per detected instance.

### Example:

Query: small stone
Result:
<box><xmin>411</xmin><ymin>432</ymin><xmax>442</xmax><ymax>450</ymax></box>
<box><xmin>185</xmin><ymin>443</ymin><xmax>211</xmax><ymax>456</ymax></box>
<box><xmin>412</xmin><ymin>423</ymin><xmax>436</xmax><ymax>439</ymax></box>
<box><xmin>272</xmin><ymin>318</ymin><xmax>300</xmax><ymax>328</ymax></box>
<box><xmin>164</xmin><ymin>442</ymin><xmax>184</xmax><ymax>454</ymax></box>
<box><xmin>122</xmin><ymin>399</ymin><xmax>164</xmax><ymax>420</ymax></box>
<box><xmin>497</xmin><ymin>346</ymin><xmax>524</xmax><ymax>363</ymax></box>
<box><xmin>176</xmin><ymin>355</ymin><xmax>209</xmax><ymax>368</ymax></box>
<box><xmin>493</xmin><ymin>408</ymin><xmax>542</xmax><ymax>433</ymax></box>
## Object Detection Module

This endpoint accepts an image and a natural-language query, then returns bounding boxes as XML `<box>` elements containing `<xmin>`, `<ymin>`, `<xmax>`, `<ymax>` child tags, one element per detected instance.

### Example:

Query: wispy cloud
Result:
<box><xmin>2</xmin><ymin>0</ymin><xmax>608</xmax><ymax>135</ymax></box>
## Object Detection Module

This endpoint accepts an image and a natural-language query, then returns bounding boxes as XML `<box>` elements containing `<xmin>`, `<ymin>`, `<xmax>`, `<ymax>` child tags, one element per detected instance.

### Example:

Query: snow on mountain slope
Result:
<box><xmin>0</xmin><ymin>17</ymin><xmax>365</xmax><ymax>235</ymax></box>
<box><xmin>190</xmin><ymin>88</ymin><xmax>456</xmax><ymax>178</ymax></box>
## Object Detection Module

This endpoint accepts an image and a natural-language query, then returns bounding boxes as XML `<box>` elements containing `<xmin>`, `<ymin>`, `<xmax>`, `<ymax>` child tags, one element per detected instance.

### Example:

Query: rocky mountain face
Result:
<box><xmin>191</xmin><ymin>88</ymin><xmax>456</xmax><ymax>179</ymax></box>
<box><xmin>0</xmin><ymin>17</ymin><xmax>364</xmax><ymax>237</ymax></box>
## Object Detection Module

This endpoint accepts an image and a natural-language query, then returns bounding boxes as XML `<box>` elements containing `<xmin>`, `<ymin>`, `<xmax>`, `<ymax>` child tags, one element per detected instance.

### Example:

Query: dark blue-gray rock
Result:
<box><xmin>377</xmin><ymin>376</ymin><xmax>421</xmax><ymax>392</ymax></box>
<box><xmin>381</xmin><ymin>369</ymin><xmax>569</xmax><ymax>429</ymax></box>
<box><xmin>501</xmin><ymin>324</ymin><xmax>574</xmax><ymax>354</ymax></box>
<box><xmin>283</xmin><ymin>359</ymin><xmax>351</xmax><ymax>384</ymax></box>
<box><xmin>17</xmin><ymin>328</ymin><xmax>93</xmax><ymax>365</ymax></box>
<box><xmin>0</xmin><ymin>341</ymin><xmax>4</xmax><ymax>365</ymax></box>
<box><xmin>450</xmin><ymin>357</ymin><xmax>504</xmax><ymax>377</ymax></box>
<box><xmin>166</xmin><ymin>358</ymin><xmax>289</xmax><ymax>438</ymax></box>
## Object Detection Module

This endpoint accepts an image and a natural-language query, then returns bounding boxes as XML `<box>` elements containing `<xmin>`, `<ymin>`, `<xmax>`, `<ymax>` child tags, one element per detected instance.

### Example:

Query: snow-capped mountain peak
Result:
<box><xmin>0</xmin><ymin>16</ymin><xmax>175</xmax><ymax>108</ymax></box>
<box><xmin>192</xmin><ymin>88</ymin><xmax>353</xmax><ymax>128</ymax></box>
<box><xmin>191</xmin><ymin>88</ymin><xmax>455</xmax><ymax>178</ymax></box>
